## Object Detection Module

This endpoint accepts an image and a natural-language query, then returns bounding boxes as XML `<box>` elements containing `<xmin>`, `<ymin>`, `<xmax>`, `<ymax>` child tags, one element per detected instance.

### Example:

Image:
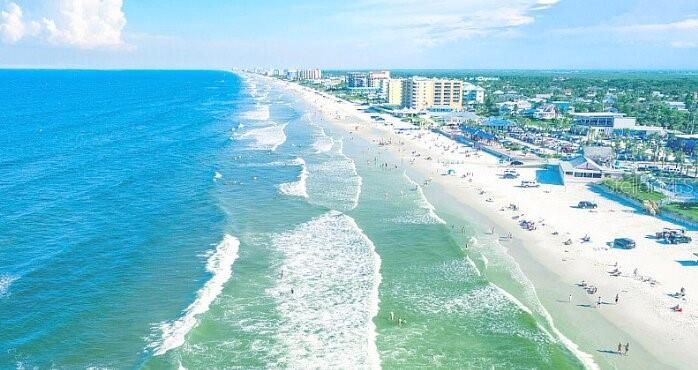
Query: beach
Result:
<box><xmin>4</xmin><ymin>69</ymin><xmax>694</xmax><ymax>369</ymax></box>
<box><xmin>258</xmin><ymin>73</ymin><xmax>698</xmax><ymax>369</ymax></box>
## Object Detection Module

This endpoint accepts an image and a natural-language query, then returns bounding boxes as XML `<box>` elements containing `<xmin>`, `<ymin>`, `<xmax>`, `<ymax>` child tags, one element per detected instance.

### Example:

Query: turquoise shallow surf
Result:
<box><xmin>0</xmin><ymin>70</ymin><xmax>583</xmax><ymax>369</ymax></box>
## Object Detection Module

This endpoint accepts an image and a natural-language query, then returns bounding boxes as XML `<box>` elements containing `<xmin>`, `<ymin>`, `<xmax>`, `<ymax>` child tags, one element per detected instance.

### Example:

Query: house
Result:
<box><xmin>571</xmin><ymin>112</ymin><xmax>637</xmax><ymax>136</ymax></box>
<box><xmin>667</xmin><ymin>101</ymin><xmax>689</xmax><ymax>112</ymax></box>
<box><xmin>583</xmin><ymin>146</ymin><xmax>614</xmax><ymax>166</ymax></box>
<box><xmin>533</xmin><ymin>104</ymin><xmax>559</xmax><ymax>120</ymax></box>
<box><xmin>498</xmin><ymin>100</ymin><xmax>532</xmax><ymax>115</ymax></box>
<box><xmin>668</xmin><ymin>134</ymin><xmax>698</xmax><ymax>155</ymax></box>
<box><xmin>557</xmin><ymin>155</ymin><xmax>622</xmax><ymax>182</ymax></box>
<box><xmin>482</xmin><ymin>117</ymin><xmax>515</xmax><ymax>131</ymax></box>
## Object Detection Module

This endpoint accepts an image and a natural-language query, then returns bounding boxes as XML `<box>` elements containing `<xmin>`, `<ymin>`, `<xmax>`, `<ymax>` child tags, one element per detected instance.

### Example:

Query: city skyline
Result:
<box><xmin>1</xmin><ymin>0</ymin><xmax>698</xmax><ymax>69</ymax></box>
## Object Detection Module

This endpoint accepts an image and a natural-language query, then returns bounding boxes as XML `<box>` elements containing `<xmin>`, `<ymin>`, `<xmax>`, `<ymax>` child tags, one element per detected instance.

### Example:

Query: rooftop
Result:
<box><xmin>571</xmin><ymin>112</ymin><xmax>626</xmax><ymax>117</ymax></box>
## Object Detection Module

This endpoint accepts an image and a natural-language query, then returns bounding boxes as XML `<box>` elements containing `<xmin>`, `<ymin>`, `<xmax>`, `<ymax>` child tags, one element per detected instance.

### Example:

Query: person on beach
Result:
<box><xmin>625</xmin><ymin>342</ymin><xmax>630</xmax><ymax>355</ymax></box>
<box><xmin>615</xmin><ymin>293</ymin><xmax>619</xmax><ymax>304</ymax></box>
<box><xmin>597</xmin><ymin>296</ymin><xmax>602</xmax><ymax>308</ymax></box>
<box><xmin>569</xmin><ymin>294</ymin><xmax>572</xmax><ymax>303</ymax></box>
<box><xmin>617</xmin><ymin>343</ymin><xmax>623</xmax><ymax>354</ymax></box>
<box><xmin>390</xmin><ymin>311</ymin><xmax>395</xmax><ymax>321</ymax></box>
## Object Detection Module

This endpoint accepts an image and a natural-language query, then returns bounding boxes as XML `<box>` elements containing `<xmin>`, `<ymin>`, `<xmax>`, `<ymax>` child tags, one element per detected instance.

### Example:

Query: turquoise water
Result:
<box><xmin>0</xmin><ymin>70</ymin><xmax>583</xmax><ymax>369</ymax></box>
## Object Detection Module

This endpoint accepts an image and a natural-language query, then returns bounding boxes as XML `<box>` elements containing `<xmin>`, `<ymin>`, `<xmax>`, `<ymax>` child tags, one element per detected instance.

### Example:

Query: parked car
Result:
<box><xmin>510</xmin><ymin>160</ymin><xmax>524</xmax><ymax>166</ymax></box>
<box><xmin>655</xmin><ymin>228</ymin><xmax>692</xmax><ymax>244</ymax></box>
<box><xmin>669</xmin><ymin>235</ymin><xmax>693</xmax><ymax>244</ymax></box>
<box><xmin>613</xmin><ymin>238</ymin><xmax>636</xmax><ymax>249</ymax></box>
<box><xmin>577</xmin><ymin>201</ymin><xmax>598</xmax><ymax>209</ymax></box>
<box><xmin>520</xmin><ymin>180</ymin><xmax>540</xmax><ymax>188</ymax></box>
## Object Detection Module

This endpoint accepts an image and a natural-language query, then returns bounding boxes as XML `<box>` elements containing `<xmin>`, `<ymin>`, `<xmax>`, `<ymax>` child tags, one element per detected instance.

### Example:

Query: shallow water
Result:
<box><xmin>0</xmin><ymin>70</ymin><xmax>584</xmax><ymax>369</ymax></box>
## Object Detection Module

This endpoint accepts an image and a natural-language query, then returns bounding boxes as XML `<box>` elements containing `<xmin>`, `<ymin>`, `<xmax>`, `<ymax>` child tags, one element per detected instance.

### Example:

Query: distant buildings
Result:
<box><xmin>463</xmin><ymin>82</ymin><xmax>485</xmax><ymax>104</ymax></box>
<box><xmin>403</xmin><ymin>77</ymin><xmax>463</xmax><ymax>112</ymax></box>
<box><xmin>667</xmin><ymin>101</ymin><xmax>688</xmax><ymax>112</ymax></box>
<box><xmin>571</xmin><ymin>112</ymin><xmax>637</xmax><ymax>136</ymax></box>
<box><xmin>668</xmin><ymin>134</ymin><xmax>698</xmax><ymax>155</ymax></box>
<box><xmin>386</xmin><ymin>78</ymin><xmax>405</xmax><ymax>106</ymax></box>
<box><xmin>498</xmin><ymin>100</ymin><xmax>532</xmax><ymax>115</ymax></box>
<box><xmin>285</xmin><ymin>69</ymin><xmax>298</xmax><ymax>80</ymax></box>
<box><xmin>298</xmin><ymin>69</ymin><xmax>322</xmax><ymax>80</ymax></box>
<box><xmin>532</xmin><ymin>104</ymin><xmax>559</xmax><ymax>120</ymax></box>
<box><xmin>347</xmin><ymin>72</ymin><xmax>369</xmax><ymax>88</ymax></box>
<box><xmin>282</xmin><ymin>68</ymin><xmax>322</xmax><ymax>81</ymax></box>
<box><xmin>368</xmin><ymin>71</ymin><xmax>390</xmax><ymax>87</ymax></box>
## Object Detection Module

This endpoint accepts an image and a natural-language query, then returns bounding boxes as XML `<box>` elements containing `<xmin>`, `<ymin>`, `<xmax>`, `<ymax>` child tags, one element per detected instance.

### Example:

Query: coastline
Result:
<box><xmin>250</xmin><ymin>73</ymin><xmax>698</xmax><ymax>370</ymax></box>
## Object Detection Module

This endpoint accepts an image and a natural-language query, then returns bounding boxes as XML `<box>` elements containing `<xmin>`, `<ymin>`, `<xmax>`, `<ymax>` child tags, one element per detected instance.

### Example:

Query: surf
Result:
<box><xmin>305</xmin><ymin>139</ymin><xmax>363</xmax><ymax>212</ymax></box>
<box><xmin>277</xmin><ymin>157</ymin><xmax>309</xmax><ymax>198</ymax></box>
<box><xmin>267</xmin><ymin>211</ymin><xmax>381</xmax><ymax>368</ymax></box>
<box><xmin>398</xmin><ymin>171</ymin><xmax>447</xmax><ymax>225</ymax></box>
<box><xmin>0</xmin><ymin>274</ymin><xmax>17</xmax><ymax>298</ymax></box>
<box><xmin>233</xmin><ymin>123</ymin><xmax>287</xmax><ymax>151</ymax></box>
<box><xmin>148</xmin><ymin>234</ymin><xmax>240</xmax><ymax>356</ymax></box>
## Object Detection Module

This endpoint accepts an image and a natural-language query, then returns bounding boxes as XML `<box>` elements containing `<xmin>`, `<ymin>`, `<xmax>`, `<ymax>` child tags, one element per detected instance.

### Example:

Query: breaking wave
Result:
<box><xmin>148</xmin><ymin>235</ymin><xmax>240</xmax><ymax>356</ymax></box>
<box><xmin>278</xmin><ymin>158</ymin><xmax>309</xmax><ymax>198</ymax></box>
<box><xmin>267</xmin><ymin>211</ymin><xmax>381</xmax><ymax>368</ymax></box>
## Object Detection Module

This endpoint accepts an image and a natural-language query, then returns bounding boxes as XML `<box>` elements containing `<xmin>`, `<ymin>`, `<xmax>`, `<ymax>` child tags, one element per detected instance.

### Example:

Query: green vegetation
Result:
<box><xmin>602</xmin><ymin>176</ymin><xmax>698</xmax><ymax>222</ymax></box>
<box><xmin>663</xmin><ymin>202</ymin><xmax>698</xmax><ymax>223</ymax></box>
<box><xmin>602</xmin><ymin>176</ymin><xmax>666</xmax><ymax>202</ymax></box>
<box><xmin>324</xmin><ymin>69</ymin><xmax>698</xmax><ymax>133</ymax></box>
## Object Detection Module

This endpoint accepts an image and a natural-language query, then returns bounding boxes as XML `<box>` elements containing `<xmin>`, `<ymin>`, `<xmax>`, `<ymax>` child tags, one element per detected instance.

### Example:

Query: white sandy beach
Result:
<box><xmin>250</xmin><ymin>73</ymin><xmax>698</xmax><ymax>369</ymax></box>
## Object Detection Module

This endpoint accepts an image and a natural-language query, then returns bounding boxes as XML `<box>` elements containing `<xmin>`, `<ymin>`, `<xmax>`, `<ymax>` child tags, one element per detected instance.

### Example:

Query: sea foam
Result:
<box><xmin>484</xmin><ymin>238</ymin><xmax>600</xmax><ymax>370</ymax></box>
<box><xmin>0</xmin><ymin>274</ymin><xmax>17</xmax><ymax>298</ymax></box>
<box><xmin>149</xmin><ymin>234</ymin><xmax>240</xmax><ymax>356</ymax></box>
<box><xmin>241</xmin><ymin>104</ymin><xmax>270</xmax><ymax>121</ymax></box>
<box><xmin>268</xmin><ymin>211</ymin><xmax>381</xmax><ymax>369</ymax></box>
<box><xmin>306</xmin><ymin>139</ymin><xmax>362</xmax><ymax>211</ymax></box>
<box><xmin>395</xmin><ymin>171</ymin><xmax>447</xmax><ymax>225</ymax></box>
<box><xmin>277</xmin><ymin>158</ymin><xmax>309</xmax><ymax>198</ymax></box>
<box><xmin>234</xmin><ymin>123</ymin><xmax>287</xmax><ymax>151</ymax></box>
<box><xmin>312</xmin><ymin>127</ymin><xmax>335</xmax><ymax>154</ymax></box>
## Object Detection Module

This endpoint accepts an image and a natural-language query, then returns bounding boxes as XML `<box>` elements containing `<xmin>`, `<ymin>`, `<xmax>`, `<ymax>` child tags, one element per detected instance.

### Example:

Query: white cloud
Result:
<box><xmin>343</xmin><ymin>0</ymin><xmax>560</xmax><ymax>47</ymax></box>
<box><xmin>0</xmin><ymin>0</ymin><xmax>127</xmax><ymax>49</ymax></box>
<box><xmin>557</xmin><ymin>17</ymin><xmax>698</xmax><ymax>49</ymax></box>
<box><xmin>671</xmin><ymin>40</ymin><xmax>697</xmax><ymax>49</ymax></box>
<box><xmin>614</xmin><ymin>18</ymin><xmax>698</xmax><ymax>32</ymax></box>
<box><xmin>533</xmin><ymin>0</ymin><xmax>560</xmax><ymax>10</ymax></box>
<box><xmin>0</xmin><ymin>2</ymin><xmax>25</xmax><ymax>43</ymax></box>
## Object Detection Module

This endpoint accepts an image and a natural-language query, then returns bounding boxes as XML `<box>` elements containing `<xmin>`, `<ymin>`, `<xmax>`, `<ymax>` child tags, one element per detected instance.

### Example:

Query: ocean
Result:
<box><xmin>0</xmin><ymin>70</ymin><xmax>584</xmax><ymax>369</ymax></box>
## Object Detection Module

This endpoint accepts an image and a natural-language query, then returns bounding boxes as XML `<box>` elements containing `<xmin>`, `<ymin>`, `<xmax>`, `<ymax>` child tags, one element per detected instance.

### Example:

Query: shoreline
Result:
<box><xmin>249</xmin><ymin>73</ymin><xmax>697</xmax><ymax>369</ymax></box>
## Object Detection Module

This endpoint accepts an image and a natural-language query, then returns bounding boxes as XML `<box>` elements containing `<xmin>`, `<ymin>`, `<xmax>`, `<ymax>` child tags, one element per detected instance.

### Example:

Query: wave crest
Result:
<box><xmin>148</xmin><ymin>234</ymin><xmax>240</xmax><ymax>356</ymax></box>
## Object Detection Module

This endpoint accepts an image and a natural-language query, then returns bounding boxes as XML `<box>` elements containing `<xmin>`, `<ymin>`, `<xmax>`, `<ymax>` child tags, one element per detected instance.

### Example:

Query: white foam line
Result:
<box><xmin>241</xmin><ymin>104</ymin><xmax>270</xmax><ymax>121</ymax></box>
<box><xmin>313</xmin><ymin>126</ymin><xmax>335</xmax><ymax>154</ymax></box>
<box><xmin>235</xmin><ymin>158</ymin><xmax>305</xmax><ymax>168</ymax></box>
<box><xmin>278</xmin><ymin>158</ymin><xmax>309</xmax><ymax>198</ymax></box>
<box><xmin>402</xmin><ymin>171</ymin><xmax>447</xmax><ymax>224</ymax></box>
<box><xmin>268</xmin><ymin>211</ymin><xmax>381</xmax><ymax>368</ymax></box>
<box><xmin>233</xmin><ymin>123</ymin><xmax>287</xmax><ymax>151</ymax></box>
<box><xmin>481</xmin><ymin>254</ymin><xmax>489</xmax><ymax>268</ymax></box>
<box><xmin>492</xmin><ymin>283</ymin><xmax>533</xmax><ymax>315</ymax></box>
<box><xmin>0</xmin><ymin>274</ymin><xmax>17</xmax><ymax>298</ymax></box>
<box><xmin>306</xmin><ymin>138</ymin><xmax>362</xmax><ymax>211</ymax></box>
<box><xmin>149</xmin><ymin>235</ymin><xmax>240</xmax><ymax>356</ymax></box>
<box><xmin>335</xmin><ymin>138</ymin><xmax>362</xmax><ymax>210</ymax></box>
<box><xmin>465</xmin><ymin>255</ymin><xmax>482</xmax><ymax>277</ymax></box>
<box><xmin>490</xmin><ymin>240</ymin><xmax>600</xmax><ymax>370</ymax></box>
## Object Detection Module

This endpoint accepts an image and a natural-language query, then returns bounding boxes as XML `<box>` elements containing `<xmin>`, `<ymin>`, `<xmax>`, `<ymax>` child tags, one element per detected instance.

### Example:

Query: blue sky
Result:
<box><xmin>1</xmin><ymin>0</ymin><xmax>697</xmax><ymax>69</ymax></box>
